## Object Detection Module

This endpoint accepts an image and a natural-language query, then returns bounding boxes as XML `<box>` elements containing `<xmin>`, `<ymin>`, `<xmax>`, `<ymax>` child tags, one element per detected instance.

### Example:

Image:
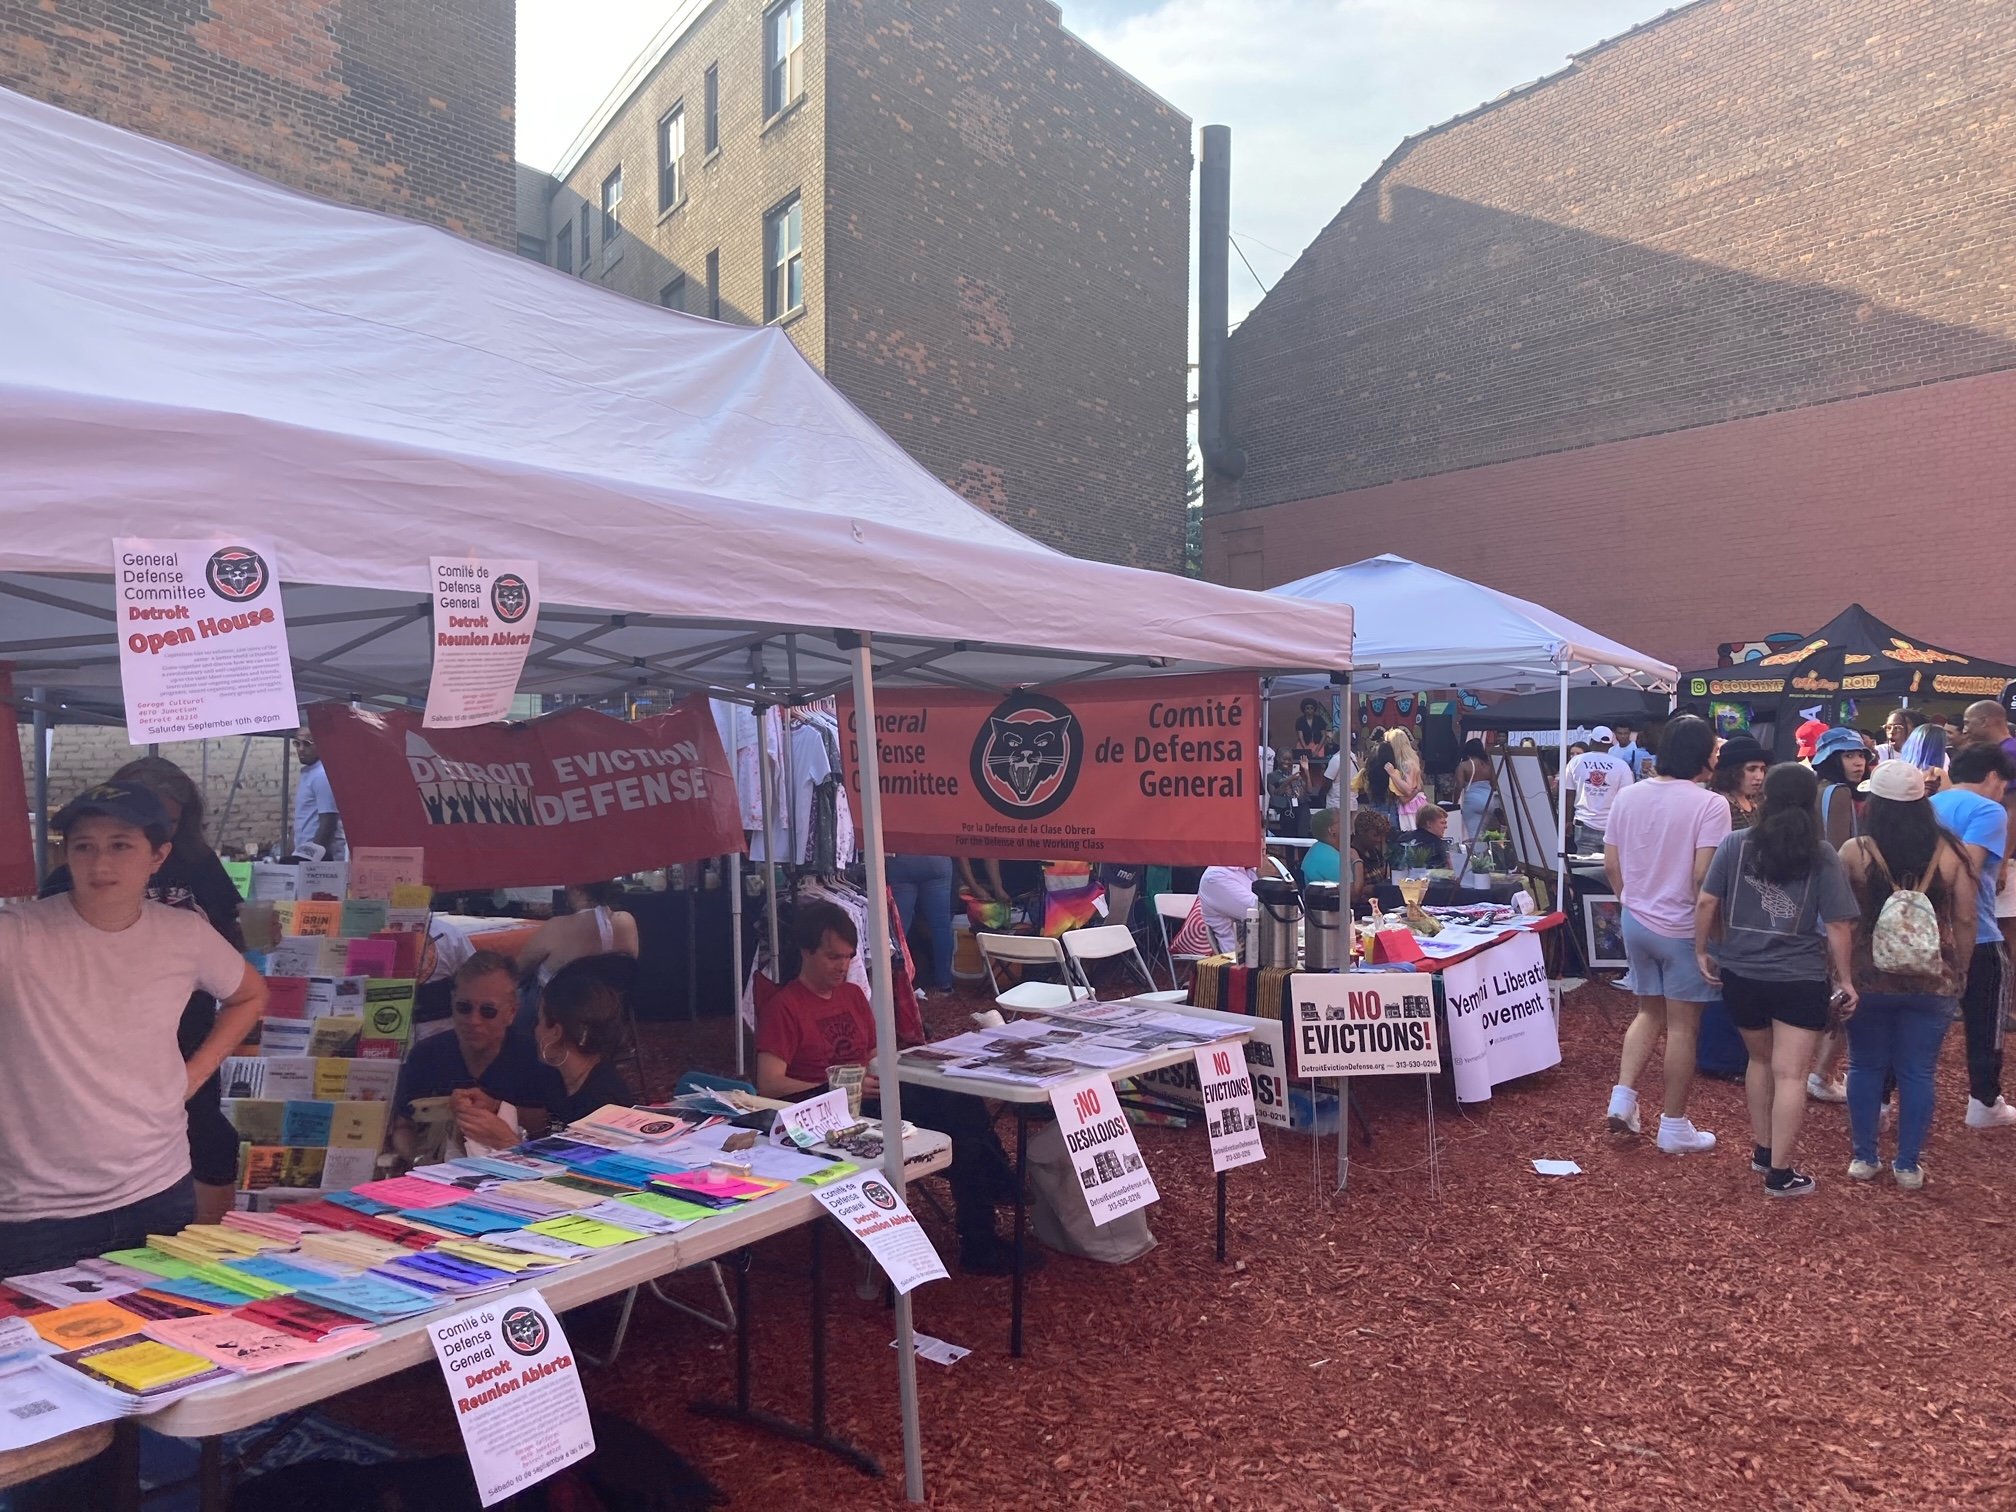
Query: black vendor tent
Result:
<box><xmin>1465</xmin><ymin>686</ymin><xmax>1668</xmax><ymax>732</ymax></box>
<box><xmin>1679</xmin><ymin>604</ymin><xmax>2016</xmax><ymax>757</ymax></box>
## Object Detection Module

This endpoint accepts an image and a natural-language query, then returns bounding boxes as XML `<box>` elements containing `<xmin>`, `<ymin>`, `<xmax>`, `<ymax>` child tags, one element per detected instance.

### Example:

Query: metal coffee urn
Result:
<box><xmin>1303</xmin><ymin>882</ymin><xmax>1345</xmax><ymax>970</ymax></box>
<box><xmin>1252</xmin><ymin>875</ymin><xmax>1304</xmax><ymax>969</ymax></box>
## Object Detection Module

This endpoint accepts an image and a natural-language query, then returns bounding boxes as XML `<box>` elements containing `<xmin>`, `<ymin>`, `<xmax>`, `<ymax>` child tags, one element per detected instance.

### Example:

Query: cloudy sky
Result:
<box><xmin>518</xmin><ymin>0</ymin><xmax>1673</xmax><ymax>324</ymax></box>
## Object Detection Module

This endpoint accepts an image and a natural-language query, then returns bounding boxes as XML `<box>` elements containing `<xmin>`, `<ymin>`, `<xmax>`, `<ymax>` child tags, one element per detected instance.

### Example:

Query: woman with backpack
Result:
<box><xmin>1694</xmin><ymin>764</ymin><xmax>1859</xmax><ymax>1197</ymax></box>
<box><xmin>1838</xmin><ymin>760</ymin><xmax>1978</xmax><ymax>1188</ymax></box>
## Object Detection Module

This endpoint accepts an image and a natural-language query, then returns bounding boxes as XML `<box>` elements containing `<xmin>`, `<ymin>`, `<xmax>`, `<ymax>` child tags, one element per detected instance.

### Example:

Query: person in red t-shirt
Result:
<box><xmin>756</xmin><ymin>901</ymin><xmax>1027</xmax><ymax>1275</ymax></box>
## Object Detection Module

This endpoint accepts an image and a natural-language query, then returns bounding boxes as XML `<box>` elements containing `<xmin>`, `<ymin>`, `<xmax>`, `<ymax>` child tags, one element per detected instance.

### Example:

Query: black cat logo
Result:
<box><xmin>862</xmin><ymin>1178</ymin><xmax>899</xmax><ymax>1212</ymax></box>
<box><xmin>969</xmin><ymin>691</ymin><xmax>1083</xmax><ymax>819</ymax></box>
<box><xmin>499</xmin><ymin>1305</ymin><xmax>549</xmax><ymax>1357</ymax></box>
<box><xmin>490</xmin><ymin>573</ymin><xmax>532</xmax><ymax>624</ymax></box>
<box><xmin>205</xmin><ymin>547</ymin><xmax>269</xmax><ymax>602</ymax></box>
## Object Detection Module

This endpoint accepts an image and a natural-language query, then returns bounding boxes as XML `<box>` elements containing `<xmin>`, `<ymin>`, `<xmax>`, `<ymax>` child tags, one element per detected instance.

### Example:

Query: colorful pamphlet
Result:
<box><xmin>143</xmin><ymin>1314</ymin><xmax>363</xmax><ymax>1374</ymax></box>
<box><xmin>347</xmin><ymin>848</ymin><xmax>425</xmax><ymax>900</ymax></box>
<box><xmin>30</xmin><ymin>1302</ymin><xmax>145</xmax><ymax>1350</ymax></box>
<box><xmin>306</xmin><ymin>1015</ymin><xmax>364</xmax><ymax>1058</ymax></box>
<box><xmin>57</xmin><ymin>1337</ymin><xmax>229</xmax><ymax>1397</ymax></box>
<box><xmin>340</xmin><ymin>900</ymin><xmax>392</xmax><ymax>942</ymax></box>
<box><xmin>524</xmin><ymin>1215</ymin><xmax>647</xmax><ymax>1249</ymax></box>
<box><xmin>575</xmin><ymin>1105</ymin><xmax>692</xmax><ymax>1143</ymax></box>
<box><xmin>6</xmin><ymin>1269</ymin><xmax>139</xmax><ymax>1309</ymax></box>
<box><xmin>291</xmin><ymin>900</ymin><xmax>343</xmax><ymax>937</ymax></box>
<box><xmin>264</xmin><ymin>977</ymin><xmax>310</xmax><ymax>1019</ymax></box>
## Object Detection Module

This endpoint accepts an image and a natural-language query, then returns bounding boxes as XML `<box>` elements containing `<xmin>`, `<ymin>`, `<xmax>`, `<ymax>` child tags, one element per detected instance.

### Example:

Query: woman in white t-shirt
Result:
<box><xmin>1600</xmin><ymin>716</ymin><xmax>1732</xmax><ymax>1154</ymax></box>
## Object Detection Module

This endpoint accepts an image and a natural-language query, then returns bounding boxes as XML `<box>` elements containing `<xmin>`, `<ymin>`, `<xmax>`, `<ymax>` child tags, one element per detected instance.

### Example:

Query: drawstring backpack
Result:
<box><xmin>1865</xmin><ymin>846</ymin><xmax>1945</xmax><ymax>976</ymax></box>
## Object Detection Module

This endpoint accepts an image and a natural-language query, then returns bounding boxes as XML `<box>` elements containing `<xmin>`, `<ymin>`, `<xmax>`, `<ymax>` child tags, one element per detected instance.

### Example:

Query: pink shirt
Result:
<box><xmin>1604</xmin><ymin>777</ymin><xmax>1731</xmax><ymax>938</ymax></box>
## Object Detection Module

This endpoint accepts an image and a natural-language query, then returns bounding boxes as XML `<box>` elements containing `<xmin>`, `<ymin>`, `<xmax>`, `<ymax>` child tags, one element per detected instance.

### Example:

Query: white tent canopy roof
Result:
<box><xmin>1267</xmin><ymin>555</ymin><xmax>1673</xmax><ymax>694</ymax></box>
<box><xmin>0</xmin><ymin>86</ymin><xmax>1352</xmax><ymax>717</ymax></box>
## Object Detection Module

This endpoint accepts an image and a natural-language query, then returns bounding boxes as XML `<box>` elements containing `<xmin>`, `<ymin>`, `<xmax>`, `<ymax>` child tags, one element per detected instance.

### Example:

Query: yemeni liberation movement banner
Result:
<box><xmin>310</xmin><ymin>698</ymin><xmax>742</xmax><ymax>891</ymax></box>
<box><xmin>839</xmin><ymin>673</ymin><xmax>1262</xmax><ymax>867</ymax></box>
<box><xmin>0</xmin><ymin>668</ymin><xmax>36</xmax><ymax>897</ymax></box>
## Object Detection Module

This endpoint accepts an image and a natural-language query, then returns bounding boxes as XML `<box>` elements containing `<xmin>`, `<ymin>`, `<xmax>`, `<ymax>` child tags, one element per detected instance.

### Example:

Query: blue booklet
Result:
<box><xmin>299</xmin><ymin>1274</ymin><xmax>440</xmax><ymax>1322</ymax></box>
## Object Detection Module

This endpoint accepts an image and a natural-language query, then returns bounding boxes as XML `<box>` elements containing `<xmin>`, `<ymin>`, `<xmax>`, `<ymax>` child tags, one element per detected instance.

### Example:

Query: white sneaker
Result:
<box><xmin>1606</xmin><ymin>1087</ymin><xmax>1641</xmax><ymax>1135</ymax></box>
<box><xmin>1965</xmin><ymin>1096</ymin><xmax>2016</xmax><ymax>1129</ymax></box>
<box><xmin>1807</xmin><ymin>1073</ymin><xmax>1847</xmax><ymax>1103</ymax></box>
<box><xmin>1847</xmin><ymin>1158</ymin><xmax>1883</xmax><ymax>1182</ymax></box>
<box><xmin>1893</xmin><ymin>1165</ymin><xmax>1927</xmax><ymax>1191</ymax></box>
<box><xmin>1656</xmin><ymin>1120</ymin><xmax>1717</xmax><ymax>1155</ymax></box>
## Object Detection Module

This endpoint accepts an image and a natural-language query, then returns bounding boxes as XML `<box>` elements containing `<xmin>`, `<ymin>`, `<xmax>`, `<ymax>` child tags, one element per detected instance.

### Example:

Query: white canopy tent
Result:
<box><xmin>0</xmin><ymin>86</ymin><xmax>1354</xmax><ymax>1499</ymax></box>
<box><xmin>1266</xmin><ymin>555</ymin><xmax>1676</xmax><ymax>912</ymax></box>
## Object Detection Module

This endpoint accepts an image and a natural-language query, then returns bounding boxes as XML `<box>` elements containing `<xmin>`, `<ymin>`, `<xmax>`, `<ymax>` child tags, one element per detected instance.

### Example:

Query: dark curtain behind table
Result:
<box><xmin>625</xmin><ymin>886</ymin><xmax>739</xmax><ymax>1019</ymax></box>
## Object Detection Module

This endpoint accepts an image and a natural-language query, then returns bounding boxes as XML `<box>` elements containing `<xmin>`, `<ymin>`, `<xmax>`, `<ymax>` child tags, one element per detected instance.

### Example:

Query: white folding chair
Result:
<box><xmin>1061</xmin><ymin>923</ymin><xmax>1186</xmax><ymax>1002</ymax></box>
<box><xmin>975</xmin><ymin>931</ymin><xmax>1092</xmax><ymax>1012</ymax></box>
<box><xmin>1154</xmin><ymin>892</ymin><xmax>1205</xmax><ymax>987</ymax></box>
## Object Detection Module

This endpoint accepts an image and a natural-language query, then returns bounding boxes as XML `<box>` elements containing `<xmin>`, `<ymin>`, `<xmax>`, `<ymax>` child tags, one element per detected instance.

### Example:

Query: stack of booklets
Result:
<box><xmin>901</xmin><ymin>1001</ymin><xmax>1243</xmax><ymax>1087</ymax></box>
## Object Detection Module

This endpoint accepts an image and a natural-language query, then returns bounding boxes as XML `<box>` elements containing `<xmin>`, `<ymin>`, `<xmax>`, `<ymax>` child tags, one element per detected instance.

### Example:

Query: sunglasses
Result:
<box><xmin>453</xmin><ymin>1000</ymin><xmax>503</xmax><ymax>1020</ymax></box>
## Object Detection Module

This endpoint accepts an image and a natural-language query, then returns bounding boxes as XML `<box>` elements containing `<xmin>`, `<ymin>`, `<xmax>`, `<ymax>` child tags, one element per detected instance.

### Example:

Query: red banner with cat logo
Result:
<box><xmin>0</xmin><ymin>668</ymin><xmax>36</xmax><ymax>897</ymax></box>
<box><xmin>309</xmin><ymin>698</ymin><xmax>743</xmax><ymax>891</ymax></box>
<box><xmin>838</xmin><ymin>673</ymin><xmax>1263</xmax><ymax>867</ymax></box>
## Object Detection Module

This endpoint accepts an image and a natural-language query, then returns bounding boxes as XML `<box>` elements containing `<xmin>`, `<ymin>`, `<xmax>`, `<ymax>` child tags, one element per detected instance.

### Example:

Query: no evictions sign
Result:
<box><xmin>837</xmin><ymin>673</ymin><xmax>1263</xmax><ymax>866</ymax></box>
<box><xmin>1287</xmin><ymin>973</ymin><xmax>1440</xmax><ymax>1079</ymax></box>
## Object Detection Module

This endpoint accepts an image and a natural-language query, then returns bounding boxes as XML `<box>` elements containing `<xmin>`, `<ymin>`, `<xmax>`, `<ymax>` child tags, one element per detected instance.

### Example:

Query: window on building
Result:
<box><xmin>555</xmin><ymin>223</ymin><xmax>573</xmax><ymax>275</ymax></box>
<box><xmin>764</xmin><ymin>0</ymin><xmax>804</xmax><ymax>118</ymax></box>
<box><xmin>658</xmin><ymin>107</ymin><xmax>685</xmax><ymax>212</ymax></box>
<box><xmin>704</xmin><ymin>64</ymin><xmax>720</xmax><ymax>153</ymax></box>
<box><xmin>659</xmin><ymin>276</ymin><xmax>686</xmax><ymax>311</ymax></box>
<box><xmin>705</xmin><ymin>248</ymin><xmax>721</xmax><ymax>319</ymax></box>
<box><xmin>517</xmin><ymin>232</ymin><xmax>547</xmax><ymax>264</ymax></box>
<box><xmin>578</xmin><ymin>204</ymin><xmax>591</xmax><ymax>274</ymax></box>
<box><xmin>600</xmin><ymin>168</ymin><xmax>623</xmax><ymax>267</ymax></box>
<box><xmin>765</xmin><ymin>195</ymin><xmax>803</xmax><ymax>321</ymax></box>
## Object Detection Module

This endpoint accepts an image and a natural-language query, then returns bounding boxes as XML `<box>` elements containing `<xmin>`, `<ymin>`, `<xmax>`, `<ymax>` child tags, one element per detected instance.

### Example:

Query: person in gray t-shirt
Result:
<box><xmin>1694</xmin><ymin>763</ymin><xmax>1859</xmax><ymax>1197</ymax></box>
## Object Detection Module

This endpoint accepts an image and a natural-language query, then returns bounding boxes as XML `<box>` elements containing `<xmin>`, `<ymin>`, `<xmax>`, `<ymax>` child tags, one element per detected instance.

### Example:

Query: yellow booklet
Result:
<box><xmin>80</xmin><ymin>1340</ymin><xmax>216</xmax><ymax>1391</ymax></box>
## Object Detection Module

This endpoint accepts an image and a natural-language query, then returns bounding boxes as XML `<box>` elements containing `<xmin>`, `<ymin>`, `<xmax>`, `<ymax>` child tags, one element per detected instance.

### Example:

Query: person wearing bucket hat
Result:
<box><xmin>1838</xmin><ymin>760</ymin><xmax>1978</xmax><ymax>1188</ymax></box>
<box><xmin>1708</xmin><ymin>734</ymin><xmax>1770</xmax><ymax>830</ymax></box>
<box><xmin>0</xmin><ymin>781</ymin><xmax>269</xmax><ymax>1274</ymax></box>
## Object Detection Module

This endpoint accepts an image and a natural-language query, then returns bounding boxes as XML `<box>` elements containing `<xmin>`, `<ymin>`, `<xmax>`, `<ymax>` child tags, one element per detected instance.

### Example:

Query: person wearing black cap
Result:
<box><xmin>0</xmin><ymin>781</ymin><xmax>268</xmax><ymax>1274</ymax></box>
<box><xmin>1708</xmin><ymin>734</ymin><xmax>1769</xmax><ymax>830</ymax></box>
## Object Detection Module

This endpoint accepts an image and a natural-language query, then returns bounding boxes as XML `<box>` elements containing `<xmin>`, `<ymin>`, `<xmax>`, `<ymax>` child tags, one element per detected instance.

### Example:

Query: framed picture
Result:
<box><xmin>1583</xmin><ymin>894</ymin><xmax>1627</xmax><ymax>970</ymax></box>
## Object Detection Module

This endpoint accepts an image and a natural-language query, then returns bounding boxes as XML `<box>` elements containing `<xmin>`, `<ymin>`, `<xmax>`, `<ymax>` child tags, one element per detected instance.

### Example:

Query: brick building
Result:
<box><xmin>0</xmin><ymin>0</ymin><xmax>515</xmax><ymax>248</ymax></box>
<box><xmin>520</xmin><ymin>0</ymin><xmax>1191</xmax><ymax>569</ymax></box>
<box><xmin>1202</xmin><ymin>0</ymin><xmax>2016</xmax><ymax>672</ymax></box>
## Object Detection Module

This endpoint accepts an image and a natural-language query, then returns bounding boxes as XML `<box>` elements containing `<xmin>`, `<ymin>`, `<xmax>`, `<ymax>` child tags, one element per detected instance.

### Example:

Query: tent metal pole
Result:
<box><xmin>845</xmin><ymin>631</ymin><xmax>925</xmax><ymax>1503</ymax></box>
<box><xmin>728</xmin><ymin>851</ymin><xmax>746</xmax><ymax>1077</ymax></box>
<box><xmin>29</xmin><ymin>687</ymin><xmax>48</xmax><ymax>879</ymax></box>
<box><xmin>757</xmin><ymin>710</ymin><xmax>783</xmax><ymax>984</ymax></box>
<box><xmin>1555</xmin><ymin>671</ymin><xmax>1571</xmax><ymax>916</ymax></box>
<box><xmin>1260</xmin><ymin>677</ymin><xmax>1272</xmax><ymax>762</ymax></box>
<box><xmin>280</xmin><ymin>737</ymin><xmax>292</xmax><ymax>858</ymax></box>
<box><xmin>1334</xmin><ymin>669</ymin><xmax>1352</xmax><ymax>1193</ymax></box>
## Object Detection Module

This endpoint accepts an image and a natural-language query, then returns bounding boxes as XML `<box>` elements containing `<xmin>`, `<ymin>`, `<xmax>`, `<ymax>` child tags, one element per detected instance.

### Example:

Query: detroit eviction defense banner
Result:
<box><xmin>309</xmin><ymin>699</ymin><xmax>742</xmax><ymax>891</ymax></box>
<box><xmin>839</xmin><ymin>674</ymin><xmax>1262</xmax><ymax>867</ymax></box>
<box><xmin>0</xmin><ymin>668</ymin><xmax>35</xmax><ymax>897</ymax></box>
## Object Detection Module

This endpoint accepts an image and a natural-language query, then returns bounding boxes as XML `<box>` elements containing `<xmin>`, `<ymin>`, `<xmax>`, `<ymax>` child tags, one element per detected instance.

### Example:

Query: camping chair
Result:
<box><xmin>975</xmin><ymin>931</ymin><xmax>1092</xmax><ymax>1013</ymax></box>
<box><xmin>1153</xmin><ymin>892</ymin><xmax>1205</xmax><ymax>987</ymax></box>
<box><xmin>1061</xmin><ymin>924</ymin><xmax>1186</xmax><ymax>1002</ymax></box>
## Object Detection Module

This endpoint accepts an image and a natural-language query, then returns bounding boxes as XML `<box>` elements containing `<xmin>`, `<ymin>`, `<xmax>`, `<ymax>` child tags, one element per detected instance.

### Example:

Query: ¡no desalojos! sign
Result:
<box><xmin>113</xmin><ymin>538</ymin><xmax>300</xmax><ymax>744</ymax></box>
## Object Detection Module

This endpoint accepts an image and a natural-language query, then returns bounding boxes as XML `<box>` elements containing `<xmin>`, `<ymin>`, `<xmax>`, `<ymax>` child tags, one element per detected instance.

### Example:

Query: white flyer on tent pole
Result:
<box><xmin>112</xmin><ymin>538</ymin><xmax>298</xmax><ymax>743</ymax></box>
<box><xmin>424</xmin><ymin>557</ymin><xmax>539</xmax><ymax>728</ymax></box>
<box><xmin>814</xmin><ymin>1171</ymin><xmax>948</xmax><ymax>1294</ymax></box>
<box><xmin>1195</xmin><ymin>1044</ymin><xmax>1266</xmax><ymax>1172</ymax></box>
<box><xmin>428</xmin><ymin>1289</ymin><xmax>593</xmax><ymax>1508</ymax></box>
<box><xmin>1049</xmin><ymin>1073</ymin><xmax>1159</xmax><ymax>1226</ymax></box>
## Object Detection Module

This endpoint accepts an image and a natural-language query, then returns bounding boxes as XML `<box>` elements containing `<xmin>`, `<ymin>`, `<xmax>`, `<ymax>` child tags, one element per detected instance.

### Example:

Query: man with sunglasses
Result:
<box><xmin>391</xmin><ymin>951</ymin><xmax>548</xmax><ymax>1161</ymax></box>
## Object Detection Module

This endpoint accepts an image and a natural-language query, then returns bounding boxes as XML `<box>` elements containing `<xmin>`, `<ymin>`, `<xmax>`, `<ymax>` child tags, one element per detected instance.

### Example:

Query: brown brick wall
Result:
<box><xmin>0</xmin><ymin>0</ymin><xmax>514</xmax><ymax>247</ymax></box>
<box><xmin>1204</xmin><ymin>367</ymin><xmax>2016</xmax><ymax>674</ymax></box>
<box><xmin>545</xmin><ymin>0</ymin><xmax>828</xmax><ymax>367</ymax></box>
<box><xmin>1209</xmin><ymin>0</ymin><xmax>2016</xmax><ymax>518</ymax></box>
<box><xmin>823</xmin><ymin>0</ymin><xmax>1192</xmax><ymax>568</ymax></box>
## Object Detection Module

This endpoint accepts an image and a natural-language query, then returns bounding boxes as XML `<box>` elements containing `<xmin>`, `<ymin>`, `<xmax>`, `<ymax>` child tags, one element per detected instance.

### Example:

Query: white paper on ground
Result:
<box><xmin>426</xmin><ymin>1290</ymin><xmax>593</xmax><ymax>1508</ymax></box>
<box><xmin>813</xmin><ymin>1173</ymin><xmax>947</xmax><ymax>1296</ymax></box>
<box><xmin>892</xmin><ymin>1332</ymin><xmax>969</xmax><ymax>1367</ymax></box>
<box><xmin>1531</xmin><ymin>1159</ymin><xmax>1583</xmax><ymax>1177</ymax></box>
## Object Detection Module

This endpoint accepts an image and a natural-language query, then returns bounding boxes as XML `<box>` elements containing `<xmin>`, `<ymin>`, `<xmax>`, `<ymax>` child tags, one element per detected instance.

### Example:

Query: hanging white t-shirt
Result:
<box><xmin>0</xmin><ymin>896</ymin><xmax>248</xmax><ymax>1219</ymax></box>
<box><xmin>1564</xmin><ymin>749</ymin><xmax>1634</xmax><ymax>834</ymax></box>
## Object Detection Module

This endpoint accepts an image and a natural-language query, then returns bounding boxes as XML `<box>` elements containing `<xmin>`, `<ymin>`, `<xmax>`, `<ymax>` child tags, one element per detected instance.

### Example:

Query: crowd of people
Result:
<box><xmin>1600</xmin><ymin>699</ymin><xmax>2016</xmax><ymax>1195</ymax></box>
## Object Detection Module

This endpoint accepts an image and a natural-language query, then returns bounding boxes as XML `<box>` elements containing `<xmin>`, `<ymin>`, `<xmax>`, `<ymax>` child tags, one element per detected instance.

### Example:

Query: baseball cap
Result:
<box><xmin>1588</xmin><ymin>726</ymin><xmax>1615</xmax><ymax>745</ymax></box>
<box><xmin>1795</xmin><ymin>719</ymin><xmax>1830</xmax><ymax>760</ymax></box>
<box><xmin>53</xmin><ymin>779</ymin><xmax>170</xmax><ymax>837</ymax></box>
<box><xmin>1813</xmin><ymin>726</ymin><xmax>1866</xmax><ymax>763</ymax></box>
<box><xmin>1860</xmin><ymin>759</ymin><xmax>1926</xmax><ymax>801</ymax></box>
